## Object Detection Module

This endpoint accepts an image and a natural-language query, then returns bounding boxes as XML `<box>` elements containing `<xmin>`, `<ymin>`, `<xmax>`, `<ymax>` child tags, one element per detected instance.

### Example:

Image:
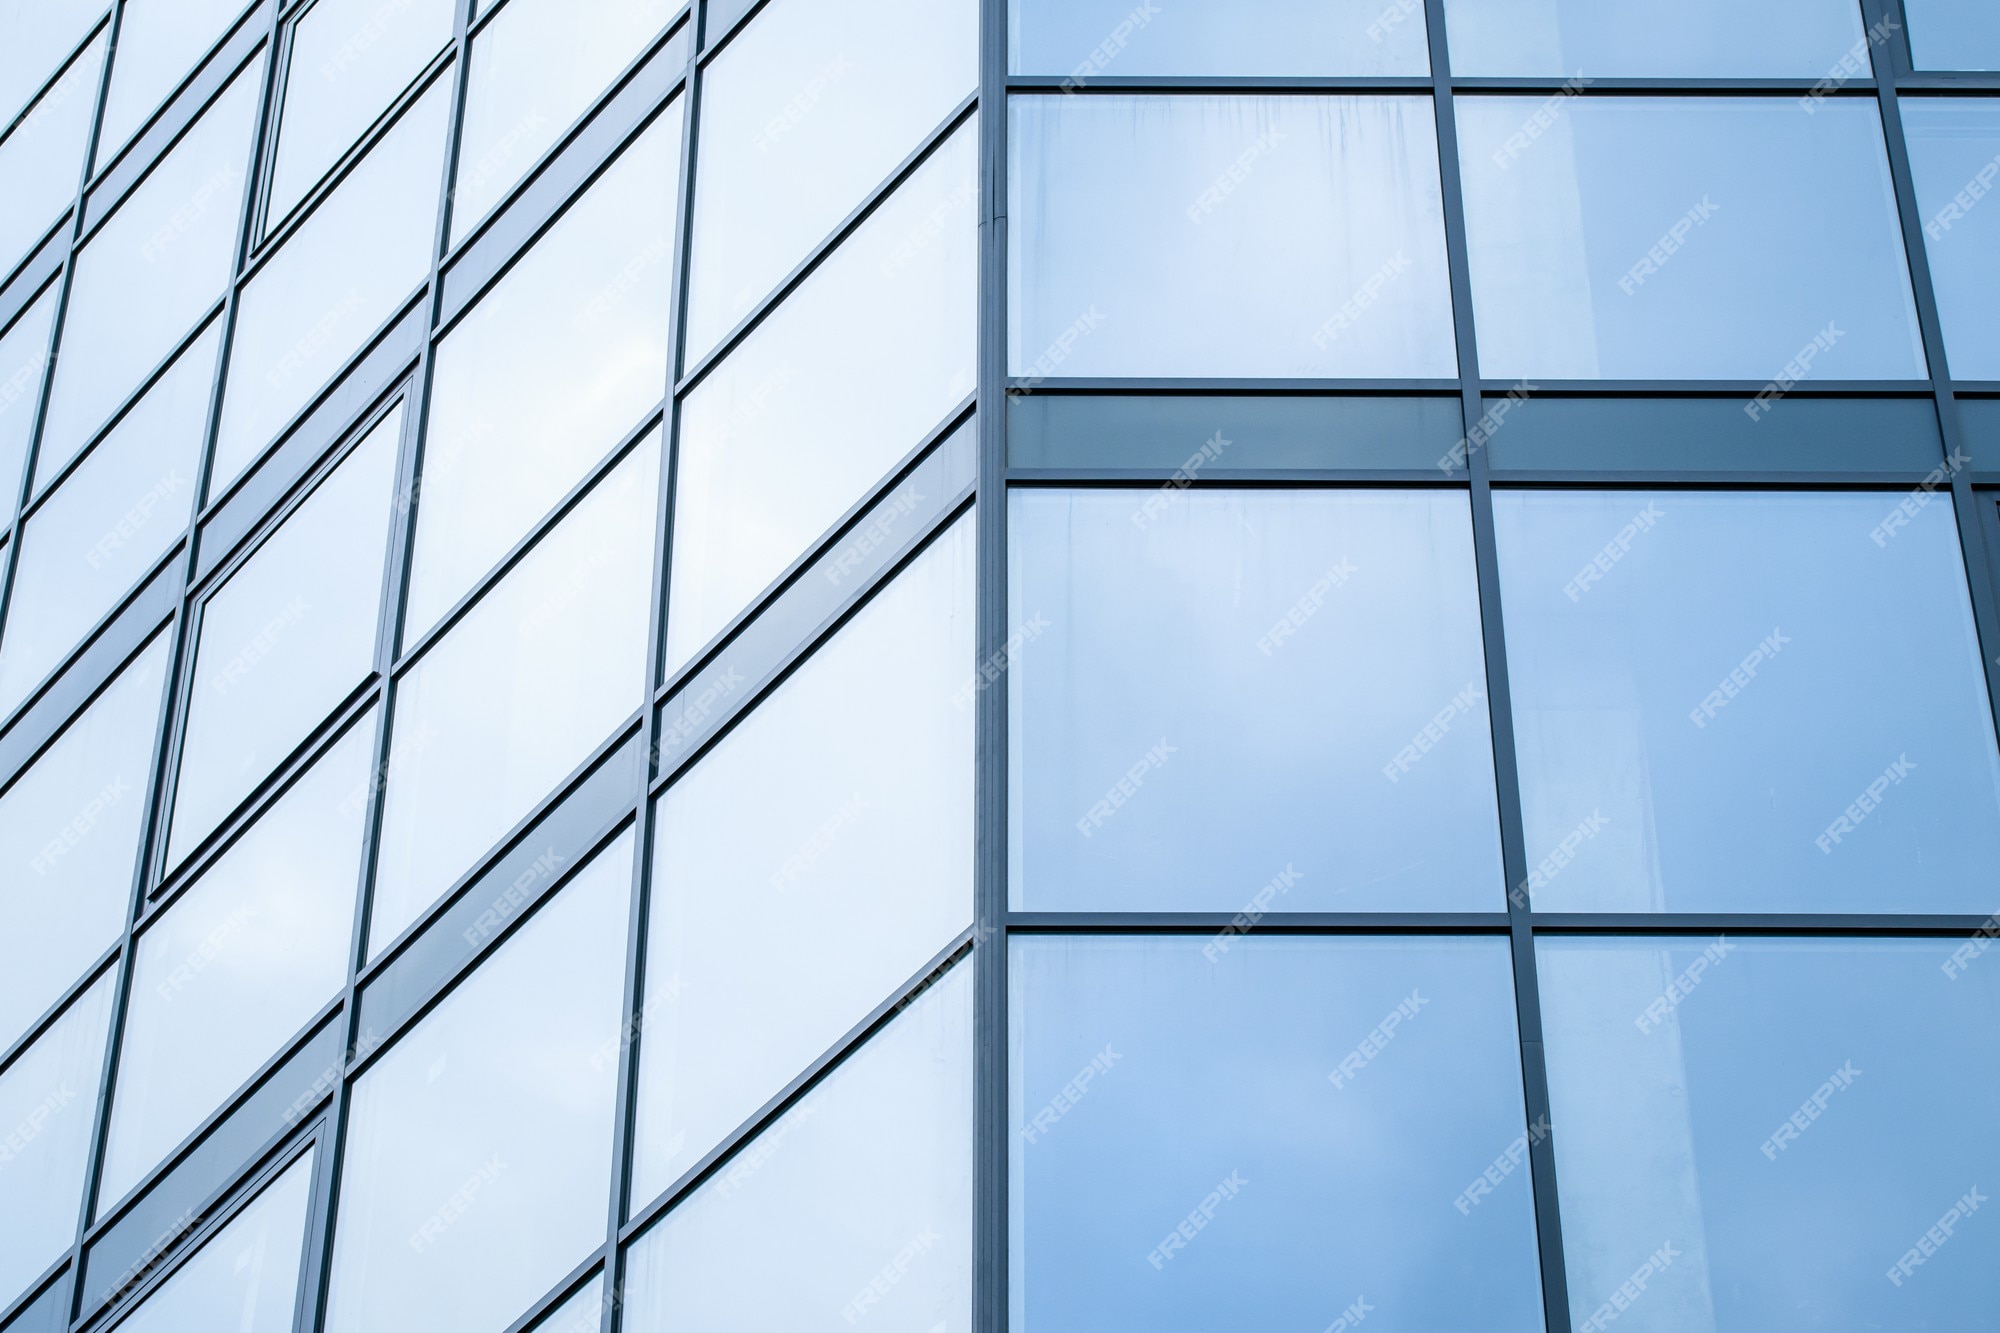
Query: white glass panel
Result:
<box><xmin>0</xmin><ymin>32</ymin><xmax>105</xmax><ymax>275</ymax></box>
<box><xmin>0</xmin><ymin>0</ymin><xmax>104</xmax><ymax>131</ymax></box>
<box><xmin>0</xmin><ymin>284</ymin><xmax>59</xmax><ymax>525</ymax></box>
<box><xmin>1013</xmin><ymin>0</ymin><xmax>1430</xmax><ymax>77</ymax></box>
<box><xmin>97</xmin><ymin>0</ymin><xmax>254</xmax><ymax>158</ymax></box>
<box><xmin>1442</xmin><ymin>0</ymin><xmax>1868</xmax><ymax>77</ymax></box>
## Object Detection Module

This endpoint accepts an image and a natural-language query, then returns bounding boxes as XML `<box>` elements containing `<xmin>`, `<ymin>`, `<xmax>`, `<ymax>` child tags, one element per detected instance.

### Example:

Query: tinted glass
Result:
<box><xmin>1011</xmin><ymin>490</ymin><xmax>1503</xmax><ymax>912</ymax></box>
<box><xmin>0</xmin><ymin>0</ymin><xmax>104</xmax><ymax>131</ymax></box>
<box><xmin>633</xmin><ymin>518</ymin><xmax>974</xmax><ymax>1203</ymax></box>
<box><xmin>168</xmin><ymin>408</ymin><xmax>400</xmax><ymax>868</ymax></box>
<box><xmin>1442</xmin><ymin>0</ymin><xmax>1868</xmax><ymax>77</ymax></box>
<box><xmin>96</xmin><ymin>0</ymin><xmax>254</xmax><ymax>157</ymax></box>
<box><xmin>529</xmin><ymin>1276</ymin><xmax>605</xmax><ymax>1333</ymax></box>
<box><xmin>1010</xmin><ymin>95</ymin><xmax>1456</xmax><ymax>379</ymax></box>
<box><xmin>0</xmin><ymin>286</ymin><xmax>61</xmax><ymax>528</ymax></box>
<box><xmin>1904</xmin><ymin>98</ymin><xmax>2000</xmax><ymax>381</ymax></box>
<box><xmin>1541</xmin><ymin>937</ymin><xmax>2000</xmax><ymax>1332</ymax></box>
<box><xmin>681</xmin><ymin>0</ymin><xmax>976</xmax><ymax>362</ymax></box>
<box><xmin>664</xmin><ymin>119</ymin><xmax>974</xmax><ymax>672</ymax></box>
<box><xmin>1457</xmin><ymin>97</ymin><xmax>1927</xmax><ymax>381</ymax></box>
<box><xmin>624</xmin><ymin>961</ymin><xmax>972</xmax><ymax>1331</ymax></box>
<box><xmin>1494</xmin><ymin>490</ymin><xmax>2000</xmax><ymax>913</ymax></box>
<box><xmin>370</xmin><ymin>438</ymin><xmax>657</xmax><ymax>954</ymax></box>
<box><xmin>324</xmin><ymin>833</ymin><xmax>631</xmax><ymax>1333</ymax></box>
<box><xmin>0</xmin><ymin>32</ymin><xmax>104</xmax><ymax>276</ymax></box>
<box><xmin>1013</xmin><ymin>0</ymin><xmax>1428</xmax><ymax>76</ymax></box>
<box><xmin>1908</xmin><ymin>0</ymin><xmax>2000</xmax><ymax>71</ymax></box>
<box><xmin>1010</xmin><ymin>937</ymin><xmax>1542</xmax><ymax>1331</ymax></box>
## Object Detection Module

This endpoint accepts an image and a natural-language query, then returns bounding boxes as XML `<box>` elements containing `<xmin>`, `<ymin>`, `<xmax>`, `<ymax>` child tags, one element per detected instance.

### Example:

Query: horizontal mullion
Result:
<box><xmin>1449</xmin><ymin>77</ymin><xmax>1870</xmax><ymax>95</ymax></box>
<box><xmin>1006</xmin><ymin>913</ymin><xmax>1511</xmax><ymax>933</ymax></box>
<box><xmin>1007</xmin><ymin>75</ymin><xmax>1436</xmax><ymax>94</ymax></box>
<box><xmin>1896</xmin><ymin>76</ymin><xmax>2000</xmax><ymax>93</ymax></box>
<box><xmin>1476</xmin><ymin>379</ymin><xmax>1936</xmax><ymax>397</ymax></box>
<box><xmin>1010</xmin><ymin>377</ymin><xmax>1458</xmax><ymax>396</ymax></box>
<box><xmin>1005</xmin><ymin>468</ymin><xmax>1464</xmax><ymax>486</ymax></box>
<box><xmin>1529</xmin><ymin>913</ymin><xmax>1999</xmax><ymax>935</ymax></box>
<box><xmin>1489</xmin><ymin>470</ymin><xmax>1950</xmax><ymax>488</ymax></box>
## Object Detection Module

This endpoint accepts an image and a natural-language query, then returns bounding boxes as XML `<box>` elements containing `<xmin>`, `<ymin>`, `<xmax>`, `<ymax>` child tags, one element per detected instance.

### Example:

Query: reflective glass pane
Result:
<box><xmin>625</xmin><ymin>961</ymin><xmax>972</xmax><ymax>1331</ymax></box>
<box><xmin>211</xmin><ymin>79</ymin><xmax>448</xmax><ymax>490</ymax></box>
<box><xmin>1013</xmin><ymin>0</ymin><xmax>1429</xmax><ymax>76</ymax></box>
<box><xmin>324</xmin><ymin>833</ymin><xmax>632</xmax><ymax>1333</ymax></box>
<box><xmin>1904</xmin><ymin>98</ymin><xmax>2000</xmax><ymax>381</ymax></box>
<box><xmin>1010</xmin><ymin>490</ymin><xmax>1502</xmax><ymax>912</ymax></box>
<box><xmin>1909</xmin><ymin>0</ymin><xmax>2000</xmax><ymax>71</ymax></box>
<box><xmin>1011</xmin><ymin>937</ymin><xmax>1542</xmax><ymax>1331</ymax></box>
<box><xmin>664</xmin><ymin>120</ymin><xmax>974</xmax><ymax>671</ymax></box>
<box><xmin>1457</xmin><ymin>96</ymin><xmax>1926</xmax><ymax>381</ymax></box>
<box><xmin>0</xmin><ymin>972</ymin><xmax>114</xmax><ymax>1310</ymax></box>
<box><xmin>100</xmin><ymin>716</ymin><xmax>373</xmax><ymax>1206</ymax></box>
<box><xmin>681</xmin><ymin>0</ymin><xmax>976</xmax><ymax>362</ymax></box>
<box><xmin>0</xmin><ymin>637</ymin><xmax>165</xmax><ymax>1054</ymax></box>
<box><xmin>1494</xmin><ymin>490</ymin><xmax>2000</xmax><ymax>913</ymax></box>
<box><xmin>97</xmin><ymin>0</ymin><xmax>254</xmax><ymax>157</ymax></box>
<box><xmin>168</xmin><ymin>408</ymin><xmax>400</xmax><ymax>867</ymax></box>
<box><xmin>266</xmin><ymin>0</ymin><xmax>455</xmax><ymax>229</ymax></box>
<box><xmin>0</xmin><ymin>32</ymin><xmax>104</xmax><ymax>276</ymax></box>
<box><xmin>370</xmin><ymin>439</ymin><xmax>658</xmax><ymax>953</ymax></box>
<box><xmin>1010</xmin><ymin>95</ymin><xmax>1456</xmax><ymax>379</ymax></box>
<box><xmin>405</xmin><ymin>107</ymin><xmax>676</xmax><ymax>638</ymax></box>
<box><xmin>530</xmin><ymin>1276</ymin><xmax>605</xmax><ymax>1333</ymax></box>
<box><xmin>0</xmin><ymin>320</ymin><xmax>213</xmax><ymax>719</ymax></box>
<box><xmin>0</xmin><ymin>284</ymin><xmax>59</xmax><ymax>525</ymax></box>
<box><xmin>110</xmin><ymin>1149</ymin><xmax>314</xmax><ymax>1333</ymax></box>
<box><xmin>1540</xmin><ymin>937</ymin><xmax>2000</xmax><ymax>1332</ymax></box>
<box><xmin>450</xmin><ymin>0</ymin><xmax>676</xmax><ymax>243</ymax></box>
<box><xmin>1442</xmin><ymin>0</ymin><xmax>1867</xmax><ymax>77</ymax></box>
<box><xmin>36</xmin><ymin>64</ymin><xmax>257</xmax><ymax>482</ymax></box>
<box><xmin>632</xmin><ymin>517</ymin><xmax>973</xmax><ymax>1203</ymax></box>
<box><xmin>0</xmin><ymin>0</ymin><xmax>104</xmax><ymax>131</ymax></box>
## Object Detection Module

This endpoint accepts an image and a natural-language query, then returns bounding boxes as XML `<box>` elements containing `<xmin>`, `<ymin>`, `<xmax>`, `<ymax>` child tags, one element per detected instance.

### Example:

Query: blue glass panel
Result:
<box><xmin>1908</xmin><ymin>0</ymin><xmax>2000</xmax><ymax>71</ymax></box>
<box><xmin>1903</xmin><ymin>98</ymin><xmax>2000</xmax><ymax>381</ymax></box>
<box><xmin>1443</xmin><ymin>0</ymin><xmax>1867</xmax><ymax>77</ymax></box>
<box><xmin>1011</xmin><ymin>0</ymin><xmax>1429</xmax><ymax>77</ymax></box>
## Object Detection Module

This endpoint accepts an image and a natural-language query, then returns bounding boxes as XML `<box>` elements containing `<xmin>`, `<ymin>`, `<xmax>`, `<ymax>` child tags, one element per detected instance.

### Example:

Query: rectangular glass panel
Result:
<box><xmin>1442</xmin><ymin>0</ymin><xmax>1868</xmax><ymax>77</ymax></box>
<box><xmin>1494</xmin><ymin>490</ymin><xmax>2000</xmax><ymax>913</ymax></box>
<box><xmin>0</xmin><ymin>285</ymin><xmax>59</xmax><ymax>527</ymax></box>
<box><xmin>1456</xmin><ymin>96</ymin><xmax>1927</xmax><ymax>381</ymax></box>
<box><xmin>1904</xmin><ymin>98</ymin><xmax>2000</xmax><ymax>381</ymax></box>
<box><xmin>0</xmin><ymin>31</ymin><xmax>104</xmax><ymax>277</ymax></box>
<box><xmin>1540</xmin><ymin>937</ymin><xmax>2000</xmax><ymax>1331</ymax></box>
<box><xmin>1012</xmin><ymin>0</ymin><xmax>1429</xmax><ymax>76</ymax></box>
<box><xmin>0</xmin><ymin>0</ymin><xmax>103</xmax><ymax>131</ymax></box>
<box><xmin>96</xmin><ymin>0</ymin><xmax>254</xmax><ymax>158</ymax></box>
<box><xmin>1010</xmin><ymin>489</ymin><xmax>1503</xmax><ymax>912</ymax></box>
<box><xmin>681</xmin><ymin>0</ymin><xmax>976</xmax><ymax>363</ymax></box>
<box><xmin>529</xmin><ymin>1276</ymin><xmax>605</xmax><ymax>1333</ymax></box>
<box><xmin>1010</xmin><ymin>937</ymin><xmax>1542</xmax><ymax>1331</ymax></box>
<box><xmin>1909</xmin><ymin>0</ymin><xmax>2000</xmax><ymax>71</ymax></box>
<box><xmin>664</xmin><ymin>118</ymin><xmax>974</xmax><ymax>673</ymax></box>
<box><xmin>1009</xmin><ymin>95</ymin><xmax>1457</xmax><ymax>379</ymax></box>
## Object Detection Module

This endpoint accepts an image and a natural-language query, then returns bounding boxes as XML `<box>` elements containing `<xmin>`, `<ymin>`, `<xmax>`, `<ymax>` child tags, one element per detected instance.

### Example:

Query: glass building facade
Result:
<box><xmin>0</xmin><ymin>0</ymin><xmax>1997</xmax><ymax>1330</ymax></box>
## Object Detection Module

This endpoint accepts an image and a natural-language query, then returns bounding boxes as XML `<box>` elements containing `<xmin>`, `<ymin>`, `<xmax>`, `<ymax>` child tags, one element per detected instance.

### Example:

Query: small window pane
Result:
<box><xmin>1456</xmin><ymin>96</ymin><xmax>1926</xmax><ymax>381</ymax></box>
<box><xmin>664</xmin><ymin>120</ymin><xmax>974</xmax><ymax>672</ymax></box>
<box><xmin>168</xmin><ymin>408</ymin><xmax>401</xmax><ymax>868</ymax></box>
<box><xmin>0</xmin><ymin>972</ymin><xmax>114</xmax><ymax>1310</ymax></box>
<box><xmin>97</xmin><ymin>0</ymin><xmax>254</xmax><ymax>158</ymax></box>
<box><xmin>0</xmin><ymin>0</ymin><xmax>104</xmax><ymax>131</ymax></box>
<box><xmin>36</xmin><ymin>63</ymin><xmax>257</xmax><ymax>482</ymax></box>
<box><xmin>1904</xmin><ymin>98</ymin><xmax>2000</xmax><ymax>381</ymax></box>
<box><xmin>370</xmin><ymin>438</ymin><xmax>658</xmax><ymax>954</ymax></box>
<box><xmin>530</xmin><ymin>1276</ymin><xmax>605</xmax><ymax>1333</ymax></box>
<box><xmin>0</xmin><ymin>320</ymin><xmax>213</xmax><ymax>720</ymax></box>
<box><xmin>405</xmin><ymin>107</ymin><xmax>677</xmax><ymax>639</ymax></box>
<box><xmin>1011</xmin><ymin>490</ymin><xmax>1503</xmax><ymax>912</ymax></box>
<box><xmin>266</xmin><ymin>0</ymin><xmax>455</xmax><ymax>229</ymax></box>
<box><xmin>324</xmin><ymin>833</ymin><xmax>632</xmax><ymax>1333</ymax></box>
<box><xmin>211</xmin><ymin>79</ymin><xmax>449</xmax><ymax>490</ymax></box>
<box><xmin>632</xmin><ymin>517</ymin><xmax>972</xmax><ymax>1204</ymax></box>
<box><xmin>1011</xmin><ymin>937</ymin><xmax>1543</xmax><ymax>1331</ymax></box>
<box><xmin>1540</xmin><ymin>937</ymin><xmax>2000</xmax><ymax>1331</ymax></box>
<box><xmin>110</xmin><ymin>1149</ymin><xmax>314</xmax><ymax>1333</ymax></box>
<box><xmin>624</xmin><ymin>960</ymin><xmax>972</xmax><ymax>1331</ymax></box>
<box><xmin>1494</xmin><ymin>490</ymin><xmax>2000</xmax><ymax>913</ymax></box>
<box><xmin>100</xmin><ymin>716</ymin><xmax>372</xmax><ymax>1207</ymax></box>
<box><xmin>1012</xmin><ymin>0</ymin><xmax>1429</xmax><ymax>76</ymax></box>
<box><xmin>0</xmin><ymin>637</ymin><xmax>165</xmax><ymax>1054</ymax></box>
<box><xmin>0</xmin><ymin>284</ymin><xmax>59</xmax><ymax>526</ymax></box>
<box><xmin>681</xmin><ymin>0</ymin><xmax>976</xmax><ymax>363</ymax></box>
<box><xmin>450</xmin><ymin>0</ymin><xmax>677</xmax><ymax>244</ymax></box>
<box><xmin>0</xmin><ymin>32</ymin><xmax>104</xmax><ymax>276</ymax></box>
<box><xmin>1442</xmin><ymin>0</ymin><xmax>1867</xmax><ymax>77</ymax></box>
<box><xmin>1909</xmin><ymin>0</ymin><xmax>2000</xmax><ymax>71</ymax></box>
<box><xmin>1010</xmin><ymin>95</ymin><xmax>1457</xmax><ymax>379</ymax></box>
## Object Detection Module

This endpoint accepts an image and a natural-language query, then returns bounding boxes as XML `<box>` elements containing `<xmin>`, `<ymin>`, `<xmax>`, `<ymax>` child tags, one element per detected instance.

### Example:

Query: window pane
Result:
<box><xmin>370</xmin><ymin>438</ymin><xmax>657</xmax><ymax>954</ymax></box>
<box><xmin>450</xmin><ymin>0</ymin><xmax>677</xmax><ymax>244</ymax></box>
<box><xmin>633</xmin><ymin>517</ymin><xmax>973</xmax><ymax>1203</ymax></box>
<box><xmin>1011</xmin><ymin>490</ymin><xmax>1502</xmax><ymax>912</ymax></box>
<box><xmin>681</xmin><ymin>0</ymin><xmax>976</xmax><ymax>362</ymax></box>
<box><xmin>1012</xmin><ymin>0</ymin><xmax>1429</xmax><ymax>76</ymax></box>
<box><xmin>0</xmin><ymin>637</ymin><xmax>165</xmax><ymax>1054</ymax></box>
<box><xmin>1010</xmin><ymin>95</ymin><xmax>1456</xmax><ymax>379</ymax></box>
<box><xmin>211</xmin><ymin>79</ymin><xmax>448</xmax><ymax>490</ymax></box>
<box><xmin>625</xmin><ymin>960</ymin><xmax>972</xmax><ymax>1332</ymax></box>
<box><xmin>0</xmin><ymin>32</ymin><xmax>104</xmax><ymax>276</ymax></box>
<box><xmin>266</xmin><ymin>0</ymin><xmax>455</xmax><ymax>229</ymax></box>
<box><xmin>664</xmin><ymin>120</ymin><xmax>974</xmax><ymax>672</ymax></box>
<box><xmin>36</xmin><ymin>64</ymin><xmax>257</xmax><ymax>483</ymax></box>
<box><xmin>110</xmin><ymin>1149</ymin><xmax>314</xmax><ymax>1333</ymax></box>
<box><xmin>1540</xmin><ymin>937</ymin><xmax>2000</xmax><ymax>1332</ymax></box>
<box><xmin>100</xmin><ymin>715</ymin><xmax>372</xmax><ymax>1207</ymax></box>
<box><xmin>1442</xmin><ymin>0</ymin><xmax>1866</xmax><ymax>77</ymax></box>
<box><xmin>324</xmin><ymin>833</ymin><xmax>632</xmax><ymax>1333</ymax></box>
<box><xmin>530</xmin><ymin>1276</ymin><xmax>605</xmax><ymax>1333</ymax></box>
<box><xmin>168</xmin><ymin>407</ymin><xmax>400</xmax><ymax>868</ymax></box>
<box><xmin>1904</xmin><ymin>98</ymin><xmax>2000</xmax><ymax>381</ymax></box>
<box><xmin>97</xmin><ymin>0</ymin><xmax>254</xmax><ymax>157</ymax></box>
<box><xmin>1909</xmin><ymin>0</ymin><xmax>2000</xmax><ymax>71</ymax></box>
<box><xmin>0</xmin><ymin>320</ymin><xmax>213</xmax><ymax>719</ymax></box>
<box><xmin>0</xmin><ymin>972</ymin><xmax>113</xmax><ymax>1310</ymax></box>
<box><xmin>1010</xmin><ymin>937</ymin><xmax>1542</xmax><ymax>1331</ymax></box>
<box><xmin>0</xmin><ymin>0</ymin><xmax>103</xmax><ymax>131</ymax></box>
<box><xmin>1494</xmin><ymin>490</ymin><xmax>2000</xmax><ymax>913</ymax></box>
<box><xmin>1456</xmin><ymin>97</ymin><xmax>1926</xmax><ymax>381</ymax></box>
<box><xmin>405</xmin><ymin>106</ymin><xmax>677</xmax><ymax>639</ymax></box>
<box><xmin>0</xmin><ymin>284</ymin><xmax>59</xmax><ymax>527</ymax></box>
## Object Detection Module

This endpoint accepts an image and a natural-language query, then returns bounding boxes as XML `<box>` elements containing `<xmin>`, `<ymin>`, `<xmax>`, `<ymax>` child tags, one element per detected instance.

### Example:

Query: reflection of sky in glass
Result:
<box><xmin>1012</xmin><ymin>0</ymin><xmax>1429</xmax><ymax>76</ymax></box>
<box><xmin>1443</xmin><ymin>0</ymin><xmax>1864</xmax><ymax>77</ymax></box>
<box><xmin>1903</xmin><ymin>98</ymin><xmax>2000</xmax><ymax>379</ymax></box>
